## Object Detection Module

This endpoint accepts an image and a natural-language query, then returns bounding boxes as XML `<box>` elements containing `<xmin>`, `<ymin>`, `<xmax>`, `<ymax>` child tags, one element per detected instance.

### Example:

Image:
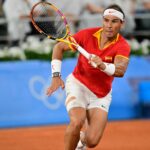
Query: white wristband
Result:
<box><xmin>51</xmin><ymin>59</ymin><xmax>62</xmax><ymax>74</ymax></box>
<box><xmin>102</xmin><ymin>63</ymin><xmax>115</xmax><ymax>76</ymax></box>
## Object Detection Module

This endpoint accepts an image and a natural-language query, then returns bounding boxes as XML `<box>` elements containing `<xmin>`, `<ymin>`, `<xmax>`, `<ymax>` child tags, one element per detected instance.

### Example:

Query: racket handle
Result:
<box><xmin>77</xmin><ymin>45</ymin><xmax>97</xmax><ymax>68</ymax></box>
<box><xmin>77</xmin><ymin>45</ymin><xmax>90</xmax><ymax>59</ymax></box>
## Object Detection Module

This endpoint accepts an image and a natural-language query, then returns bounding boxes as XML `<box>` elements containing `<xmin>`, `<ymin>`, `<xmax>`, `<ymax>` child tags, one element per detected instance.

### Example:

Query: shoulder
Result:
<box><xmin>117</xmin><ymin>35</ymin><xmax>130</xmax><ymax>50</ymax></box>
<box><xmin>114</xmin><ymin>35</ymin><xmax>131</xmax><ymax>57</ymax></box>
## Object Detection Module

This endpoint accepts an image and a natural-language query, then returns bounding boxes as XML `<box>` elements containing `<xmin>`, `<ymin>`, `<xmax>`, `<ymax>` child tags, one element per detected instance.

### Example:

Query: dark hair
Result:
<box><xmin>104</xmin><ymin>4</ymin><xmax>125</xmax><ymax>19</ymax></box>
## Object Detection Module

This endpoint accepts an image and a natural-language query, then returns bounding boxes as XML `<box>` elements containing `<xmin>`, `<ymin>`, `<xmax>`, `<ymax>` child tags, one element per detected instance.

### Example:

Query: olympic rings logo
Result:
<box><xmin>29</xmin><ymin>76</ymin><xmax>65</xmax><ymax>110</ymax></box>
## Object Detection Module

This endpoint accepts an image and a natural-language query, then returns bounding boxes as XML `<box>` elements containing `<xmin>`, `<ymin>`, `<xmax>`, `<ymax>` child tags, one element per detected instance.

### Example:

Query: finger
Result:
<box><xmin>61</xmin><ymin>81</ymin><xmax>65</xmax><ymax>89</ymax></box>
<box><xmin>90</xmin><ymin>54</ymin><xmax>96</xmax><ymax>61</ymax></box>
<box><xmin>46</xmin><ymin>87</ymin><xmax>53</xmax><ymax>96</ymax></box>
<box><xmin>91</xmin><ymin>61</ymin><xmax>97</xmax><ymax>68</ymax></box>
<box><xmin>88</xmin><ymin>59</ymin><xmax>97</xmax><ymax>68</ymax></box>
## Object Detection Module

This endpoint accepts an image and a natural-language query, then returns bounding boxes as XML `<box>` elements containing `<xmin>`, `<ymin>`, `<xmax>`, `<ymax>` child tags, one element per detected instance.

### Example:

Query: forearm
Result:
<box><xmin>95</xmin><ymin>55</ymin><xmax>129</xmax><ymax>77</ymax></box>
<box><xmin>113</xmin><ymin>56</ymin><xmax>129</xmax><ymax>77</ymax></box>
<box><xmin>52</xmin><ymin>42</ymin><xmax>66</xmax><ymax>60</ymax></box>
<box><xmin>113</xmin><ymin>64</ymin><xmax>127</xmax><ymax>77</ymax></box>
<box><xmin>99</xmin><ymin>62</ymin><xmax>128</xmax><ymax>77</ymax></box>
<box><xmin>51</xmin><ymin>42</ymin><xmax>70</xmax><ymax>77</ymax></box>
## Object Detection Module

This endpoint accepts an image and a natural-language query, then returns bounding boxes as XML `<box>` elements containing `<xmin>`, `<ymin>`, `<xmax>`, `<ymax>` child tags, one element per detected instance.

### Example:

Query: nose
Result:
<box><xmin>107</xmin><ymin>21</ymin><xmax>112</xmax><ymax>28</ymax></box>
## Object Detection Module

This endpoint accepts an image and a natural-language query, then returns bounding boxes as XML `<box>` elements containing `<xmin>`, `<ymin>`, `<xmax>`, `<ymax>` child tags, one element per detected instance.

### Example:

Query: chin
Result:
<box><xmin>107</xmin><ymin>34</ymin><xmax>114</xmax><ymax>38</ymax></box>
<box><xmin>106</xmin><ymin>31</ymin><xmax>117</xmax><ymax>38</ymax></box>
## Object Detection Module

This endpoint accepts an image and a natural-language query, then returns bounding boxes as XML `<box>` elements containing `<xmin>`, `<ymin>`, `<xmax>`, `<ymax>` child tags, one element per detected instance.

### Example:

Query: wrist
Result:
<box><xmin>52</xmin><ymin>72</ymin><xmax>61</xmax><ymax>78</ymax></box>
<box><xmin>51</xmin><ymin>59</ymin><xmax>62</xmax><ymax>77</ymax></box>
<box><xmin>101</xmin><ymin>62</ymin><xmax>115</xmax><ymax>76</ymax></box>
<box><xmin>98</xmin><ymin>63</ymin><xmax>106</xmax><ymax>70</ymax></box>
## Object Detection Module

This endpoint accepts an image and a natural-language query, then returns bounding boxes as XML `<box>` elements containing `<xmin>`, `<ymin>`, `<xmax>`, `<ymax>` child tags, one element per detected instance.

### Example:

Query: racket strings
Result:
<box><xmin>32</xmin><ymin>3</ymin><xmax>67</xmax><ymax>39</ymax></box>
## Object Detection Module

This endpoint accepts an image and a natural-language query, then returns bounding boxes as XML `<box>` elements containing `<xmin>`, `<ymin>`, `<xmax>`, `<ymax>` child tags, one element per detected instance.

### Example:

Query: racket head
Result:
<box><xmin>30</xmin><ymin>2</ymin><xmax>70</xmax><ymax>40</ymax></box>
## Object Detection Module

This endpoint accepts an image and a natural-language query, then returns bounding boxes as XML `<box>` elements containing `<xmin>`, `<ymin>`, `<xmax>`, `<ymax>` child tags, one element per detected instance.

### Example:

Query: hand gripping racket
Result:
<box><xmin>30</xmin><ymin>2</ymin><xmax>97</xmax><ymax>67</ymax></box>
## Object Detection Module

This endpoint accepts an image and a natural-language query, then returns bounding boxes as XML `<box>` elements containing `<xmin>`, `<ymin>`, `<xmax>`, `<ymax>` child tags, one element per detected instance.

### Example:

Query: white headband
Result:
<box><xmin>103</xmin><ymin>9</ymin><xmax>124</xmax><ymax>21</ymax></box>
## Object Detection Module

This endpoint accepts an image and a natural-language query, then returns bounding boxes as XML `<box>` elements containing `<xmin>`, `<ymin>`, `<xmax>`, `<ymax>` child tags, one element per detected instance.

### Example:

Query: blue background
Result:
<box><xmin>0</xmin><ymin>56</ymin><xmax>150</xmax><ymax>128</ymax></box>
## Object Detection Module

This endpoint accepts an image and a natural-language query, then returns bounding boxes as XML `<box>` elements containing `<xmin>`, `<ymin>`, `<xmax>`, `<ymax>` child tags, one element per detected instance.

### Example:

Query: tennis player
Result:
<box><xmin>47</xmin><ymin>4</ymin><xmax>130</xmax><ymax>150</ymax></box>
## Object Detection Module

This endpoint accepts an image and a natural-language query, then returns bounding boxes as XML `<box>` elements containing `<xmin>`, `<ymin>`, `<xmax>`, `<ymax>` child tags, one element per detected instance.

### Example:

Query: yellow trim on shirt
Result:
<box><xmin>93</xmin><ymin>28</ymin><xmax>103</xmax><ymax>47</ymax></box>
<box><xmin>116</xmin><ymin>55</ymin><xmax>129</xmax><ymax>60</ymax></box>
<box><xmin>93</xmin><ymin>28</ymin><xmax>120</xmax><ymax>49</ymax></box>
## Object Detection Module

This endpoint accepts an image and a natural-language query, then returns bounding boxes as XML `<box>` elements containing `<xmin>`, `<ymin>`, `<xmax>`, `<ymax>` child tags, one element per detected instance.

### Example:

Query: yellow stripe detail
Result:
<box><xmin>93</xmin><ymin>28</ymin><xmax>103</xmax><ymax>38</ymax></box>
<box><xmin>93</xmin><ymin>28</ymin><xmax>103</xmax><ymax>47</ymax></box>
<box><xmin>93</xmin><ymin>28</ymin><xmax>120</xmax><ymax>49</ymax></box>
<box><xmin>103</xmin><ymin>34</ymin><xmax>119</xmax><ymax>49</ymax></box>
<box><xmin>105</xmin><ymin>56</ymin><xmax>112</xmax><ymax>61</ymax></box>
<box><xmin>116</xmin><ymin>55</ymin><xmax>129</xmax><ymax>60</ymax></box>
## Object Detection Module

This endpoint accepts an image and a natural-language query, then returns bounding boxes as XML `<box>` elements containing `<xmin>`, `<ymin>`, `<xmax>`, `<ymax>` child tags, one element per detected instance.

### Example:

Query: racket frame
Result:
<box><xmin>30</xmin><ymin>2</ymin><xmax>94</xmax><ymax>61</ymax></box>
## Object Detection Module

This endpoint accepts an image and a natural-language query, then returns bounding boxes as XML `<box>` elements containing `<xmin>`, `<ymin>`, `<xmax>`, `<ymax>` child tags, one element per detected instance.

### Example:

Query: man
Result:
<box><xmin>107</xmin><ymin>0</ymin><xmax>136</xmax><ymax>36</ymax></box>
<box><xmin>47</xmin><ymin>4</ymin><xmax>130</xmax><ymax>150</ymax></box>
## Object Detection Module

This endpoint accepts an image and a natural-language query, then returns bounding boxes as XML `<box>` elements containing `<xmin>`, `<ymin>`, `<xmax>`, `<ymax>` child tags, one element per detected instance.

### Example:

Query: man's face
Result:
<box><xmin>102</xmin><ymin>15</ymin><xmax>124</xmax><ymax>38</ymax></box>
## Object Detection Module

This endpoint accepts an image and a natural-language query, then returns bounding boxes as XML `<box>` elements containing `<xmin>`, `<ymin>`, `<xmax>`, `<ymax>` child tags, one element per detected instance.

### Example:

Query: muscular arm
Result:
<box><xmin>52</xmin><ymin>42</ymin><xmax>71</xmax><ymax>60</ymax></box>
<box><xmin>113</xmin><ymin>56</ymin><xmax>129</xmax><ymax>77</ymax></box>
<box><xmin>46</xmin><ymin>42</ymin><xmax>72</xmax><ymax>96</ymax></box>
<box><xmin>90</xmin><ymin>55</ymin><xmax>129</xmax><ymax>77</ymax></box>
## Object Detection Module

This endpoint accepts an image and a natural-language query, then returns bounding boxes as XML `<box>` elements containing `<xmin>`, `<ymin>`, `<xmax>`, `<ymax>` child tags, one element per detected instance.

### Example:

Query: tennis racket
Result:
<box><xmin>30</xmin><ymin>1</ymin><xmax>97</xmax><ymax>66</ymax></box>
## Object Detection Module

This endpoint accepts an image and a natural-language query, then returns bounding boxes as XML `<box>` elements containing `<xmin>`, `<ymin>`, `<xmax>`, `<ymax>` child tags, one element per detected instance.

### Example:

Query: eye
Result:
<box><xmin>112</xmin><ymin>19</ymin><xmax>120</xmax><ymax>23</ymax></box>
<box><xmin>104</xmin><ymin>18</ymin><xmax>109</xmax><ymax>22</ymax></box>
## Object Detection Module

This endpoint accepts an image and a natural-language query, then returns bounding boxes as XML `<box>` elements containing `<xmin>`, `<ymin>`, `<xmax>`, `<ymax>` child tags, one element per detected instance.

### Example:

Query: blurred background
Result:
<box><xmin>0</xmin><ymin>0</ymin><xmax>150</xmax><ymax>129</ymax></box>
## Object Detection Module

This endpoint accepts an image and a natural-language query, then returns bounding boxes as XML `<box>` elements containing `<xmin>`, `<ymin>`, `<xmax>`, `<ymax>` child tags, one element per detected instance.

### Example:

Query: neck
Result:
<box><xmin>102</xmin><ymin>31</ymin><xmax>117</xmax><ymax>41</ymax></box>
<box><xmin>99</xmin><ymin>31</ymin><xmax>117</xmax><ymax>49</ymax></box>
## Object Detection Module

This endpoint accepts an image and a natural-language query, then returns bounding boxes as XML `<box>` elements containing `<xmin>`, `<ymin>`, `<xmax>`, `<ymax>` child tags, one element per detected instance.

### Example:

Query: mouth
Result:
<box><xmin>106</xmin><ymin>30</ymin><xmax>113</xmax><ymax>33</ymax></box>
<box><xmin>106</xmin><ymin>31</ymin><xmax>113</xmax><ymax>35</ymax></box>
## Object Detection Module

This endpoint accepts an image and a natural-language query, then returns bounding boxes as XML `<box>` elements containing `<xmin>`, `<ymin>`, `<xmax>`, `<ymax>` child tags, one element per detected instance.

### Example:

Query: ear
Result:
<box><xmin>120</xmin><ymin>20</ymin><xmax>125</xmax><ymax>30</ymax></box>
